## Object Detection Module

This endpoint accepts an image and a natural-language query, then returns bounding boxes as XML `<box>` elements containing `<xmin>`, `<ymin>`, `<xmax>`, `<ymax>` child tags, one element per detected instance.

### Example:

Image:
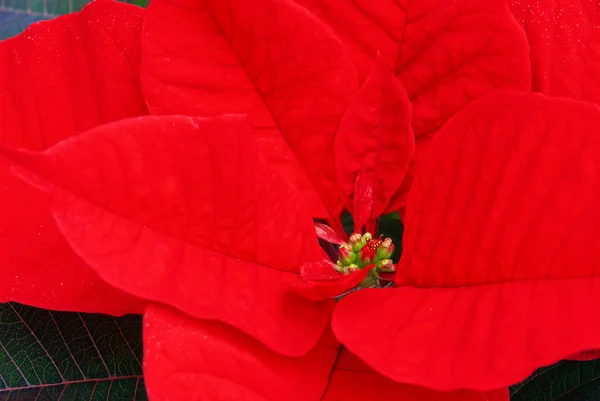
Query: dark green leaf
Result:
<box><xmin>0</xmin><ymin>302</ymin><xmax>147</xmax><ymax>400</ymax></box>
<box><xmin>377</xmin><ymin>215</ymin><xmax>403</xmax><ymax>263</ymax></box>
<box><xmin>510</xmin><ymin>359</ymin><xmax>600</xmax><ymax>401</ymax></box>
<box><xmin>381</xmin><ymin>211</ymin><xmax>400</xmax><ymax>220</ymax></box>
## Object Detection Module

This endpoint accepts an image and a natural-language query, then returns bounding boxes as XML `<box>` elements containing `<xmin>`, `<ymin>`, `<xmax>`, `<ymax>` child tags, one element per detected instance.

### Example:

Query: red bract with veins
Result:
<box><xmin>331</xmin><ymin>91</ymin><xmax>600</xmax><ymax>390</ymax></box>
<box><xmin>294</xmin><ymin>0</ymin><xmax>532</xmax><ymax>207</ymax></box>
<box><xmin>9</xmin><ymin>91</ymin><xmax>600</xmax><ymax>398</ymax></box>
<box><xmin>0</xmin><ymin>113</ymin><xmax>509</xmax><ymax>401</ymax></box>
<box><xmin>508</xmin><ymin>0</ymin><xmax>600</xmax><ymax>362</ymax></box>
<box><xmin>139</xmin><ymin>0</ymin><xmax>531</xmax><ymax>218</ymax></box>
<box><xmin>286</xmin><ymin>55</ymin><xmax>415</xmax><ymax>301</ymax></box>
<box><xmin>0</xmin><ymin>0</ymin><xmax>147</xmax><ymax>315</ymax></box>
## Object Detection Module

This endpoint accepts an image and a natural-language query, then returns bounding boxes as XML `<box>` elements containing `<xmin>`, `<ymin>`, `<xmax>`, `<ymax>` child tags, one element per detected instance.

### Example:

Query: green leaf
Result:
<box><xmin>377</xmin><ymin>215</ymin><xmax>403</xmax><ymax>262</ymax></box>
<box><xmin>122</xmin><ymin>0</ymin><xmax>149</xmax><ymax>7</ymax></box>
<box><xmin>0</xmin><ymin>302</ymin><xmax>147</xmax><ymax>400</ymax></box>
<box><xmin>510</xmin><ymin>359</ymin><xmax>600</xmax><ymax>401</ymax></box>
<box><xmin>380</xmin><ymin>211</ymin><xmax>400</xmax><ymax>220</ymax></box>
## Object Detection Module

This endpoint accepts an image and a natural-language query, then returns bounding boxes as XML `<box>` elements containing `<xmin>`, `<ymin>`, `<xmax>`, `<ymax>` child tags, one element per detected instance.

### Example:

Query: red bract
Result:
<box><xmin>510</xmin><ymin>0</ymin><xmax>600</xmax><ymax>102</ymax></box>
<box><xmin>334</xmin><ymin>92</ymin><xmax>600</xmax><ymax>390</ymax></box>
<box><xmin>0</xmin><ymin>0</ymin><xmax>147</xmax><ymax>314</ymax></box>
<box><xmin>288</xmin><ymin>260</ymin><xmax>375</xmax><ymax>301</ymax></box>
<box><xmin>1</xmin><ymin>113</ymin><xmax>503</xmax><ymax>399</ymax></box>
<box><xmin>294</xmin><ymin>0</ymin><xmax>531</xmax><ymax>154</ymax></box>
<box><xmin>509</xmin><ymin>0</ymin><xmax>600</xmax><ymax>364</ymax></box>
<box><xmin>140</xmin><ymin>0</ymin><xmax>531</xmax><ymax>222</ymax></box>
<box><xmin>140</xmin><ymin>0</ymin><xmax>359</xmax><ymax>219</ymax></box>
<box><xmin>335</xmin><ymin>54</ymin><xmax>414</xmax><ymax>228</ymax></box>
<box><xmin>0</xmin><ymin>115</ymin><xmax>333</xmax><ymax>357</ymax></box>
<box><xmin>1</xmin><ymin>0</ymin><xmax>577</xmax><ymax>398</ymax></box>
<box><xmin>286</xmin><ymin>55</ymin><xmax>416</xmax><ymax>297</ymax></box>
<box><xmin>144</xmin><ymin>304</ymin><xmax>508</xmax><ymax>401</ymax></box>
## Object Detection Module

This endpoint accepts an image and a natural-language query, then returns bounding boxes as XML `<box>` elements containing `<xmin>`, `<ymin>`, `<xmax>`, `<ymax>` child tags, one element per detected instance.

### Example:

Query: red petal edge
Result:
<box><xmin>334</xmin><ymin>92</ymin><xmax>600</xmax><ymax>390</ymax></box>
<box><xmin>0</xmin><ymin>0</ymin><xmax>147</xmax><ymax>314</ymax></box>
<box><xmin>315</xmin><ymin>223</ymin><xmax>345</xmax><ymax>245</ymax></box>
<box><xmin>144</xmin><ymin>304</ymin><xmax>339</xmax><ymax>401</ymax></box>
<box><xmin>287</xmin><ymin>262</ymin><xmax>372</xmax><ymax>301</ymax></box>
<box><xmin>1</xmin><ymin>115</ymin><xmax>333</xmax><ymax>356</ymax></box>
<box><xmin>568</xmin><ymin>349</ymin><xmax>600</xmax><ymax>361</ymax></box>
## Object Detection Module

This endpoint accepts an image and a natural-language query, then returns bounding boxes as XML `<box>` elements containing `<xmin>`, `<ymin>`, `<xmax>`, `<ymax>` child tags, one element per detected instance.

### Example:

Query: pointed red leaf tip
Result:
<box><xmin>510</xmin><ymin>0</ymin><xmax>600</xmax><ymax>103</ymax></box>
<box><xmin>144</xmin><ymin>305</ymin><xmax>507</xmax><ymax>401</ymax></box>
<box><xmin>0</xmin><ymin>0</ymin><xmax>147</xmax><ymax>314</ymax></box>
<box><xmin>315</xmin><ymin>223</ymin><xmax>345</xmax><ymax>245</ymax></box>
<box><xmin>333</xmin><ymin>92</ymin><xmax>600</xmax><ymax>390</ymax></box>
<box><xmin>285</xmin><ymin>261</ymin><xmax>372</xmax><ymax>301</ymax></box>
<box><xmin>351</xmin><ymin>169</ymin><xmax>375</xmax><ymax>233</ymax></box>
<box><xmin>1</xmin><ymin>115</ymin><xmax>334</xmax><ymax>357</ymax></box>
<box><xmin>140</xmin><ymin>0</ymin><xmax>359</xmax><ymax>219</ymax></box>
<box><xmin>336</xmin><ymin>54</ymin><xmax>414</xmax><ymax>229</ymax></box>
<box><xmin>295</xmin><ymin>0</ymin><xmax>530</xmax><ymax>167</ymax></box>
<box><xmin>144</xmin><ymin>305</ymin><xmax>340</xmax><ymax>401</ymax></box>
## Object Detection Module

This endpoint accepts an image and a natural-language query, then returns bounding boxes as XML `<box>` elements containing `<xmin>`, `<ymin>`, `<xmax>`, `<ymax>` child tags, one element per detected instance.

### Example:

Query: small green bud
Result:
<box><xmin>349</xmin><ymin>233</ymin><xmax>364</xmax><ymax>252</ymax></box>
<box><xmin>376</xmin><ymin>258</ymin><xmax>395</xmax><ymax>272</ymax></box>
<box><xmin>338</xmin><ymin>243</ymin><xmax>356</xmax><ymax>265</ymax></box>
<box><xmin>376</xmin><ymin>237</ymin><xmax>394</xmax><ymax>260</ymax></box>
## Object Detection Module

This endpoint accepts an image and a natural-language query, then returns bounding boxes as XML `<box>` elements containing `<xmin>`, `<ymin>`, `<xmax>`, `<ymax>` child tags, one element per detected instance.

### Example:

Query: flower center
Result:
<box><xmin>334</xmin><ymin>232</ymin><xmax>395</xmax><ymax>288</ymax></box>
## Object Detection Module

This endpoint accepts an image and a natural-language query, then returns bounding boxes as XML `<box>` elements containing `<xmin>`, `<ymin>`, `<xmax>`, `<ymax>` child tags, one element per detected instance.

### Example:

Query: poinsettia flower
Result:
<box><xmin>138</xmin><ymin>0</ymin><xmax>532</xmax><ymax>221</ymax></box>
<box><xmin>8</xmin><ymin>91</ymin><xmax>600</xmax><ymax>396</ymax></box>
<box><xmin>2</xmin><ymin>0</ymin><xmax>584</xmax><ymax>398</ymax></box>
<box><xmin>0</xmin><ymin>0</ymin><xmax>148</xmax><ymax>314</ymax></box>
<box><xmin>0</xmin><ymin>113</ymin><xmax>506</xmax><ymax>400</ymax></box>
<box><xmin>285</xmin><ymin>54</ymin><xmax>415</xmax><ymax>300</ymax></box>
<box><xmin>333</xmin><ymin>91</ymin><xmax>600</xmax><ymax>390</ymax></box>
